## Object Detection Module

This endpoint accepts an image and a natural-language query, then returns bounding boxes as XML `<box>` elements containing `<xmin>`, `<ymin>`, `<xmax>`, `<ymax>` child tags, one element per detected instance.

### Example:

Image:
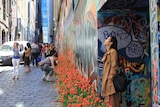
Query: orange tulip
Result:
<box><xmin>54</xmin><ymin>55</ymin><xmax>109</xmax><ymax>107</ymax></box>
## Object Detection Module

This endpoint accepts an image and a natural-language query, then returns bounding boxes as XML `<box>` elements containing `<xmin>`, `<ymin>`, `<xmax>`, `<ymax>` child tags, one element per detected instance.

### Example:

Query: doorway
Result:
<box><xmin>2</xmin><ymin>30</ymin><xmax>5</xmax><ymax>44</ymax></box>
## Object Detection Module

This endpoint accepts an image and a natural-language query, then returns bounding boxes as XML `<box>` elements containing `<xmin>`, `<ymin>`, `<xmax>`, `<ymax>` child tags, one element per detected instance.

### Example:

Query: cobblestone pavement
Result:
<box><xmin>0</xmin><ymin>65</ymin><xmax>60</xmax><ymax>107</ymax></box>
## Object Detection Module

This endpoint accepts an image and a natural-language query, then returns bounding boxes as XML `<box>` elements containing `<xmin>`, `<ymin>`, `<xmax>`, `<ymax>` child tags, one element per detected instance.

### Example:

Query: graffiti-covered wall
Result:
<box><xmin>149</xmin><ymin>0</ymin><xmax>159</xmax><ymax>107</ymax></box>
<box><xmin>54</xmin><ymin>0</ymin><xmax>160</xmax><ymax>106</ymax></box>
<box><xmin>98</xmin><ymin>12</ymin><xmax>151</xmax><ymax>106</ymax></box>
<box><xmin>55</xmin><ymin>0</ymin><xmax>98</xmax><ymax>86</ymax></box>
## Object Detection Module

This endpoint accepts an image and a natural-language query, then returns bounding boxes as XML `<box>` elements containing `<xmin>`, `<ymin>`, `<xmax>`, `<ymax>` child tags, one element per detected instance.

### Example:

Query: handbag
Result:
<box><xmin>113</xmin><ymin>68</ymin><xmax>127</xmax><ymax>92</ymax></box>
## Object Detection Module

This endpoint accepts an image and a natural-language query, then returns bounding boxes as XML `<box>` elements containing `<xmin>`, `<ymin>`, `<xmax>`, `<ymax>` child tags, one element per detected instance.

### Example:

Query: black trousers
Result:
<box><xmin>31</xmin><ymin>53</ymin><xmax>39</xmax><ymax>65</ymax></box>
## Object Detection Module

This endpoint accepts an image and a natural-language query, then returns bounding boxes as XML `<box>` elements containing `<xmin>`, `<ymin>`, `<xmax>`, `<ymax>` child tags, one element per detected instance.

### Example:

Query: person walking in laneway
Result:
<box><xmin>24</xmin><ymin>43</ymin><xmax>31</xmax><ymax>72</ymax></box>
<box><xmin>31</xmin><ymin>41</ymin><xmax>39</xmax><ymax>66</ymax></box>
<box><xmin>101</xmin><ymin>36</ymin><xmax>120</xmax><ymax>107</ymax></box>
<box><xmin>12</xmin><ymin>42</ymin><xmax>20</xmax><ymax>80</ymax></box>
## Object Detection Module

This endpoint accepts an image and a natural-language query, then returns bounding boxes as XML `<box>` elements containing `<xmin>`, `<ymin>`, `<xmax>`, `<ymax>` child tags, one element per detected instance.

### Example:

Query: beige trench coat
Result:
<box><xmin>101</xmin><ymin>48</ymin><xmax>119</xmax><ymax>96</ymax></box>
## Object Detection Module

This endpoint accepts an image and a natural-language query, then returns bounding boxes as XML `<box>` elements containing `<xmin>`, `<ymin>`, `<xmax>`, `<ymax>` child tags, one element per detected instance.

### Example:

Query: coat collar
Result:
<box><xmin>106</xmin><ymin>49</ymin><xmax>112</xmax><ymax>55</ymax></box>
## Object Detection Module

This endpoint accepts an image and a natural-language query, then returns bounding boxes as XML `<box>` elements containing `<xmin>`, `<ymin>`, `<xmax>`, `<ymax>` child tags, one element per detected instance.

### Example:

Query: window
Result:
<box><xmin>3</xmin><ymin>0</ymin><xmax>6</xmax><ymax>20</ymax></box>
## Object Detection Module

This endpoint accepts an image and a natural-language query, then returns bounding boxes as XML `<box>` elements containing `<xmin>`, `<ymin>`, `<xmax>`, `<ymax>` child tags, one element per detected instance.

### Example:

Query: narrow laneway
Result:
<box><xmin>0</xmin><ymin>65</ymin><xmax>60</xmax><ymax>107</ymax></box>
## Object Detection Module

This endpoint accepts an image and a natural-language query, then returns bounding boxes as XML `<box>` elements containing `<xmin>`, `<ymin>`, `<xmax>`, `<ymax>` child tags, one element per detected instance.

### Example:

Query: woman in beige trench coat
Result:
<box><xmin>101</xmin><ymin>36</ymin><xmax>120</xmax><ymax>107</ymax></box>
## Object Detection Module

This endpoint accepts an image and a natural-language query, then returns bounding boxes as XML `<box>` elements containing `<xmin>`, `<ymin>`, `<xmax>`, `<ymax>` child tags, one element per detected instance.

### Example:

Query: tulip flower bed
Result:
<box><xmin>55</xmin><ymin>55</ymin><xmax>110</xmax><ymax>107</ymax></box>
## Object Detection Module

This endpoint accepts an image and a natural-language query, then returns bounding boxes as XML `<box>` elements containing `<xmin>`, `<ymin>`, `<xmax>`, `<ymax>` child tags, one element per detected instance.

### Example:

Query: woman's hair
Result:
<box><xmin>27</xmin><ymin>43</ymin><xmax>31</xmax><ymax>48</ymax></box>
<box><xmin>25</xmin><ymin>46</ymin><xmax>27</xmax><ymax>50</ymax></box>
<box><xmin>110</xmin><ymin>36</ymin><xmax>117</xmax><ymax>50</ymax></box>
<box><xmin>14</xmin><ymin>42</ymin><xmax>18</xmax><ymax>48</ymax></box>
<box><xmin>110</xmin><ymin>36</ymin><xmax>119</xmax><ymax>65</ymax></box>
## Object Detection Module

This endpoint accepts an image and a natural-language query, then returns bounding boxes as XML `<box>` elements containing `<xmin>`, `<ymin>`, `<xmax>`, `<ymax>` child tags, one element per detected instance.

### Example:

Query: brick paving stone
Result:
<box><xmin>0</xmin><ymin>65</ymin><xmax>60</xmax><ymax>107</ymax></box>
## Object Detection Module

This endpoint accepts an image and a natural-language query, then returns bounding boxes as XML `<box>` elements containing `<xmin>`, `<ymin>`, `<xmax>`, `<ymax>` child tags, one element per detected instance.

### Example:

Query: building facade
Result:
<box><xmin>27</xmin><ymin>0</ymin><xmax>36</xmax><ymax>42</ymax></box>
<box><xmin>16</xmin><ymin>0</ymin><xmax>28</xmax><ymax>41</ymax></box>
<box><xmin>41</xmin><ymin>0</ymin><xmax>53</xmax><ymax>43</ymax></box>
<box><xmin>35</xmin><ymin>0</ymin><xmax>42</xmax><ymax>42</ymax></box>
<box><xmin>0</xmin><ymin>0</ymin><xmax>10</xmax><ymax>45</ymax></box>
<box><xmin>0</xmin><ymin>0</ymin><xmax>39</xmax><ymax>43</ymax></box>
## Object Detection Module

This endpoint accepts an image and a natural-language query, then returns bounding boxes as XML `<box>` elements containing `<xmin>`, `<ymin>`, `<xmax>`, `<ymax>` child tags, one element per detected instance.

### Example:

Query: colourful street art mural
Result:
<box><xmin>55</xmin><ymin>0</ymin><xmax>98</xmax><ymax>88</ymax></box>
<box><xmin>55</xmin><ymin>0</ymin><xmax>160</xmax><ymax>106</ymax></box>
<box><xmin>98</xmin><ymin>12</ymin><xmax>151</xmax><ymax>106</ymax></box>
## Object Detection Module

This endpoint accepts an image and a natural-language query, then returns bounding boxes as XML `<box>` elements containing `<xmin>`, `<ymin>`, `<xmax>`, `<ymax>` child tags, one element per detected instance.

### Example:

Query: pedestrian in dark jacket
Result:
<box><xmin>31</xmin><ymin>41</ymin><xmax>39</xmax><ymax>66</ymax></box>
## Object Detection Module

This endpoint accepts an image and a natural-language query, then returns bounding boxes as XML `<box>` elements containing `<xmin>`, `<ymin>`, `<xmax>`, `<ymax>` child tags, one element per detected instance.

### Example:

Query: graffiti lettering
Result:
<box><xmin>99</xmin><ymin>26</ymin><xmax>131</xmax><ymax>50</ymax></box>
<box><xmin>126</xmin><ymin>74</ymin><xmax>149</xmax><ymax>106</ymax></box>
<box><xmin>126</xmin><ymin>41</ymin><xmax>143</xmax><ymax>58</ymax></box>
<box><xmin>126</xmin><ymin>71</ymin><xmax>138</xmax><ymax>80</ymax></box>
